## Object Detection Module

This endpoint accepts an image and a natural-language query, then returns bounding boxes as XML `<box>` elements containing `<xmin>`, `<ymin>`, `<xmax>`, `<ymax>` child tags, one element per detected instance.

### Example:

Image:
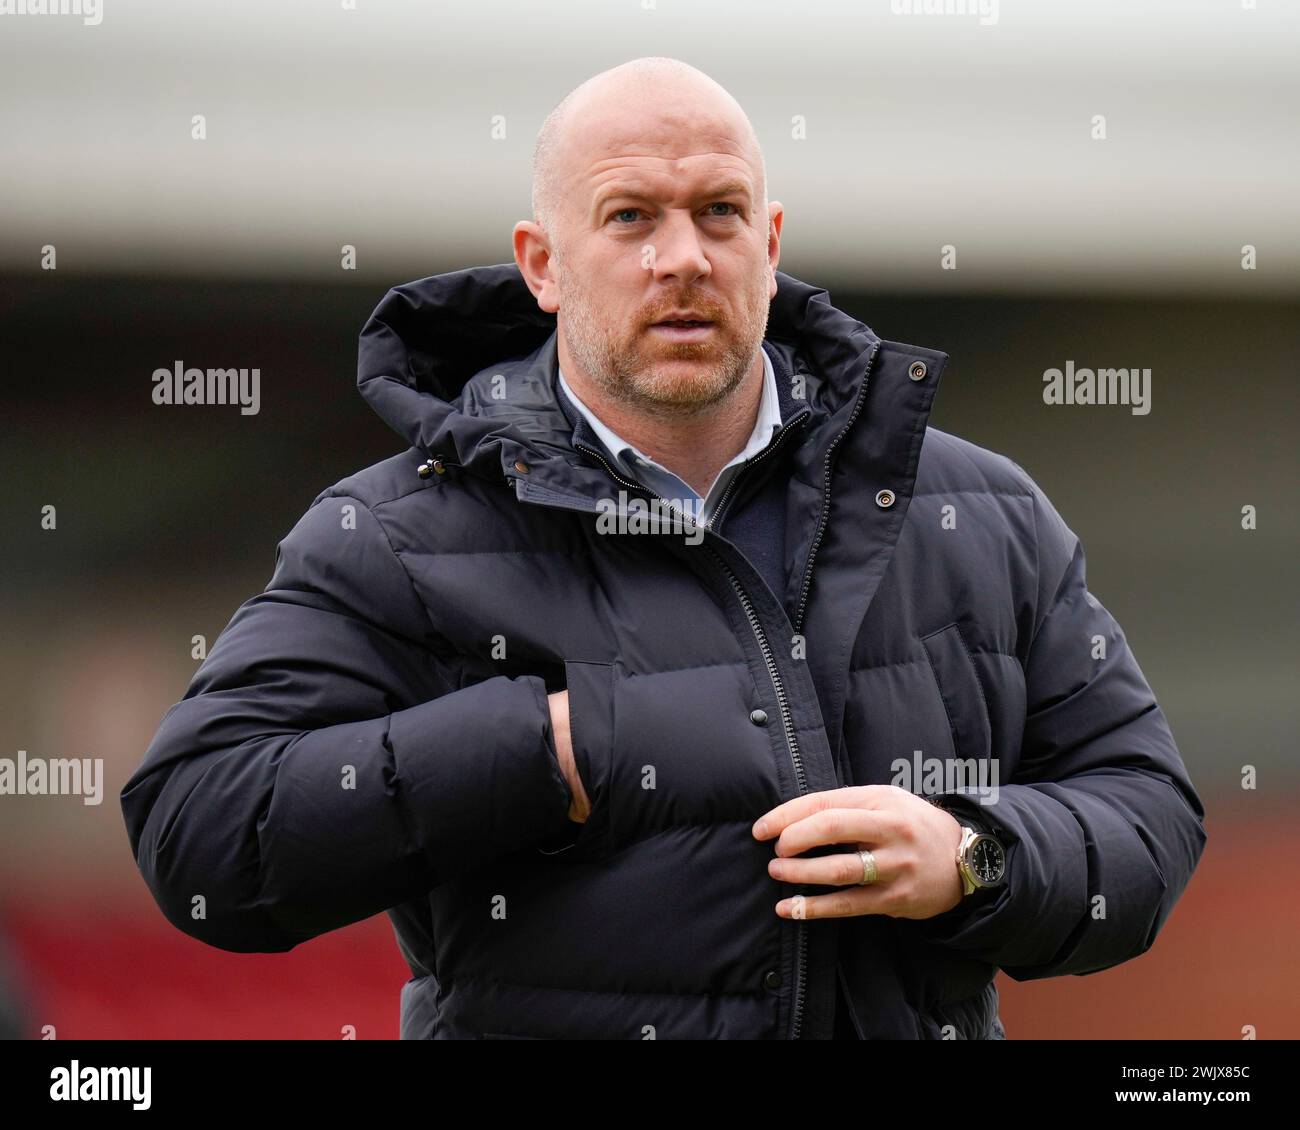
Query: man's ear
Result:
<box><xmin>766</xmin><ymin>202</ymin><xmax>784</xmax><ymax>298</ymax></box>
<box><xmin>513</xmin><ymin>221</ymin><xmax>560</xmax><ymax>314</ymax></box>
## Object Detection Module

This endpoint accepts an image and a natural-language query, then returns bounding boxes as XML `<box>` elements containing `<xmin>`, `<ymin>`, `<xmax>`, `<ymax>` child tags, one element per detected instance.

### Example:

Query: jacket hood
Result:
<box><xmin>357</xmin><ymin>262</ymin><xmax>888</xmax><ymax>494</ymax></box>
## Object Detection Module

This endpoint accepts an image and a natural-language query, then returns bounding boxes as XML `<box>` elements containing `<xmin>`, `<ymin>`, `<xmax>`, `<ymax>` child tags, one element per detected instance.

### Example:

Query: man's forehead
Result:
<box><xmin>569</xmin><ymin>136</ymin><xmax>757</xmax><ymax>200</ymax></box>
<box><xmin>580</xmin><ymin>169</ymin><xmax>754</xmax><ymax>222</ymax></box>
<box><xmin>563</xmin><ymin>98</ymin><xmax>754</xmax><ymax>170</ymax></box>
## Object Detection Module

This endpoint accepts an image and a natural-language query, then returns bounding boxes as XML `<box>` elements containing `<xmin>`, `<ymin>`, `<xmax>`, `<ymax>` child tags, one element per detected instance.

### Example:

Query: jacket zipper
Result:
<box><xmin>703</xmin><ymin>547</ymin><xmax>811</xmax><ymax>1038</ymax></box>
<box><xmin>571</xmin><ymin>353</ymin><xmax>875</xmax><ymax>1041</ymax></box>
<box><xmin>704</xmin><ymin>408</ymin><xmax>809</xmax><ymax>532</ymax></box>
<box><xmin>771</xmin><ymin>343</ymin><xmax>876</xmax><ymax>1038</ymax></box>
<box><xmin>572</xmin><ymin>442</ymin><xmax>697</xmax><ymax>529</ymax></box>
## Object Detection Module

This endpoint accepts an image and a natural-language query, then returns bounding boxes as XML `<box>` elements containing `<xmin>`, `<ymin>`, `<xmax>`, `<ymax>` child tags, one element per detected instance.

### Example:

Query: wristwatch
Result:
<box><xmin>955</xmin><ymin>823</ymin><xmax>1007</xmax><ymax>896</ymax></box>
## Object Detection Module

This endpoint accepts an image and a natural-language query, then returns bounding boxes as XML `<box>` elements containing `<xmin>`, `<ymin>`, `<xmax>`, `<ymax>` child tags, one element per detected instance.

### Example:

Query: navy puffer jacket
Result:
<box><xmin>121</xmin><ymin>263</ymin><xmax>1207</xmax><ymax>1040</ymax></box>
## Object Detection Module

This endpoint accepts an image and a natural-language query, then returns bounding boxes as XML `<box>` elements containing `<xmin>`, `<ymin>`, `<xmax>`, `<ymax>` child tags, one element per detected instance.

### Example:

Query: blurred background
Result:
<box><xmin>1</xmin><ymin>0</ymin><xmax>1296</xmax><ymax>1039</ymax></box>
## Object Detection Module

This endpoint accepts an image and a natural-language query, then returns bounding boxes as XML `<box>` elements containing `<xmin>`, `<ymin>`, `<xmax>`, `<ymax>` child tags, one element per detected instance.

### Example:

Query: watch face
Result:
<box><xmin>970</xmin><ymin>836</ymin><xmax>1006</xmax><ymax>885</ymax></box>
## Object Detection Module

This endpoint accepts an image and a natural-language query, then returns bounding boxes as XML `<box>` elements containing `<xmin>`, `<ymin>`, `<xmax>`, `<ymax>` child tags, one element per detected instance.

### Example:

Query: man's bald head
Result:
<box><xmin>514</xmin><ymin>57</ymin><xmax>782</xmax><ymax>431</ymax></box>
<box><xmin>531</xmin><ymin>57</ymin><xmax>768</xmax><ymax>258</ymax></box>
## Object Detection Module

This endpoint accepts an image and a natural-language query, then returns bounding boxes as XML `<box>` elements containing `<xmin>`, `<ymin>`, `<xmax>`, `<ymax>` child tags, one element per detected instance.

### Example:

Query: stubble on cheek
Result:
<box><xmin>557</xmin><ymin>260</ymin><xmax>770</xmax><ymax>415</ymax></box>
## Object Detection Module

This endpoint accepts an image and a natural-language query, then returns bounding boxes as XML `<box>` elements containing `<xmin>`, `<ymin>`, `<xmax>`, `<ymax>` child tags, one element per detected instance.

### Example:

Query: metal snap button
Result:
<box><xmin>763</xmin><ymin>970</ymin><xmax>783</xmax><ymax>990</ymax></box>
<box><xmin>909</xmin><ymin>360</ymin><xmax>928</xmax><ymax>381</ymax></box>
<box><xmin>513</xmin><ymin>459</ymin><xmax>530</xmax><ymax>473</ymax></box>
<box><xmin>875</xmin><ymin>489</ymin><xmax>896</xmax><ymax>508</ymax></box>
<box><xmin>749</xmin><ymin>708</ymin><xmax>768</xmax><ymax>726</ymax></box>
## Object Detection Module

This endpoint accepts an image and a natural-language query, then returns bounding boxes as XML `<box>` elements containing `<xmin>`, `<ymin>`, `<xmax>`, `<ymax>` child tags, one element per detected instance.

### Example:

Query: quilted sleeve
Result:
<box><xmin>120</xmin><ymin>491</ymin><xmax>575</xmax><ymax>953</ymax></box>
<box><xmin>911</xmin><ymin>468</ymin><xmax>1208</xmax><ymax>979</ymax></box>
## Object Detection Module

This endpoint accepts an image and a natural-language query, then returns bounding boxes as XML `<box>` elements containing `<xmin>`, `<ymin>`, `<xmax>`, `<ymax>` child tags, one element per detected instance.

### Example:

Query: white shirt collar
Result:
<box><xmin>557</xmin><ymin>344</ymin><xmax>783</xmax><ymax>506</ymax></box>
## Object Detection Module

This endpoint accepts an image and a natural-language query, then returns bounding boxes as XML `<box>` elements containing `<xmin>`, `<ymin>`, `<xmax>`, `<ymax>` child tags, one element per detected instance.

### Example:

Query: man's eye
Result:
<box><xmin>608</xmin><ymin>204</ymin><xmax>740</xmax><ymax>224</ymax></box>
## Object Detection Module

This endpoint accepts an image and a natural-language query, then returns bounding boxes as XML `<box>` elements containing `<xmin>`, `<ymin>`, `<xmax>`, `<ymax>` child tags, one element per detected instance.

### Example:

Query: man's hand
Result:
<box><xmin>547</xmin><ymin>690</ymin><xmax>591</xmax><ymax>823</ymax></box>
<box><xmin>752</xmin><ymin>785</ymin><xmax>965</xmax><ymax>920</ymax></box>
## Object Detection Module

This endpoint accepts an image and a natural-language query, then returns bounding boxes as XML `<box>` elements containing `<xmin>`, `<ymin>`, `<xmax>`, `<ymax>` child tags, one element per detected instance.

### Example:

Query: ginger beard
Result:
<box><xmin>553</xmin><ymin>251</ymin><xmax>771</xmax><ymax>421</ymax></box>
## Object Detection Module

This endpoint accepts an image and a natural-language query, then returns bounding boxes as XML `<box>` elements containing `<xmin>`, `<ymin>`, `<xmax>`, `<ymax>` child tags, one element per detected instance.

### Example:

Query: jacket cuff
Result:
<box><xmin>929</xmin><ymin>792</ymin><xmax>997</xmax><ymax>837</ymax></box>
<box><xmin>922</xmin><ymin>792</ymin><xmax>1003</xmax><ymax>926</ymax></box>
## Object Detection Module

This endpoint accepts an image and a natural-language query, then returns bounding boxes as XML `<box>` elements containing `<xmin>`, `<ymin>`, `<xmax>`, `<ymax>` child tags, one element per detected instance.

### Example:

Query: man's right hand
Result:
<box><xmin>548</xmin><ymin>689</ymin><xmax>591</xmax><ymax>823</ymax></box>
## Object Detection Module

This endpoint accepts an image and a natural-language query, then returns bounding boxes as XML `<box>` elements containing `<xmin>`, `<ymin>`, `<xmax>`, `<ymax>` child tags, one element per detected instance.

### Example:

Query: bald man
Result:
<box><xmin>515</xmin><ymin>59</ymin><xmax>869</xmax><ymax>1039</ymax></box>
<box><xmin>124</xmin><ymin>56</ymin><xmax>1206</xmax><ymax>1041</ymax></box>
<box><xmin>517</xmin><ymin>59</ymin><xmax>779</xmax><ymax>516</ymax></box>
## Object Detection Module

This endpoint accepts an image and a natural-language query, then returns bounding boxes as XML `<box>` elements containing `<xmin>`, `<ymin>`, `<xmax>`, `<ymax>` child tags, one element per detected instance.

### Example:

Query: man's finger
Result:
<box><xmin>752</xmin><ymin>785</ymin><xmax>890</xmax><ymax>840</ymax></box>
<box><xmin>779</xmin><ymin>884</ymin><xmax>897</xmax><ymax>921</ymax></box>
<box><xmin>769</xmin><ymin>846</ymin><xmax>901</xmax><ymax>888</ymax></box>
<box><xmin>771</xmin><ymin>807</ymin><xmax>897</xmax><ymax>858</ymax></box>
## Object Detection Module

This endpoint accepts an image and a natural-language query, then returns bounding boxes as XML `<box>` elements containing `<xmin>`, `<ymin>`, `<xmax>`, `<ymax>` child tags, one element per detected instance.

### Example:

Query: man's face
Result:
<box><xmin>547</xmin><ymin>103</ymin><xmax>776</xmax><ymax>420</ymax></box>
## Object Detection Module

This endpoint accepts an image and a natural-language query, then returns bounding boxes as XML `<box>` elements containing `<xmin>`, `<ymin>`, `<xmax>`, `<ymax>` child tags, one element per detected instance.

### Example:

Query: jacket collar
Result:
<box><xmin>356</xmin><ymin>261</ymin><xmax>942</xmax><ymax>514</ymax></box>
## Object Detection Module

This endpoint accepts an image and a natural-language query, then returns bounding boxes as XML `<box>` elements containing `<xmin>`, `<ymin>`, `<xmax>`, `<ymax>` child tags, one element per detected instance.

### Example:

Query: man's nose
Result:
<box><xmin>649</xmin><ymin>210</ymin><xmax>711</xmax><ymax>285</ymax></box>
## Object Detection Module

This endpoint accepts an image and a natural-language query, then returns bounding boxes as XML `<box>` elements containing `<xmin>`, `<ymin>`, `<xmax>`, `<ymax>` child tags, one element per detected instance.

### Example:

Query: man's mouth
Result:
<box><xmin>649</xmin><ymin>320</ymin><xmax>716</xmax><ymax>342</ymax></box>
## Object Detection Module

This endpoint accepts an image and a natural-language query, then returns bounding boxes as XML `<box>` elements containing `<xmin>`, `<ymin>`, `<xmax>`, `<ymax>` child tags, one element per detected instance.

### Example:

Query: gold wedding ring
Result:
<box><xmin>857</xmin><ymin>849</ymin><xmax>878</xmax><ymax>885</ymax></box>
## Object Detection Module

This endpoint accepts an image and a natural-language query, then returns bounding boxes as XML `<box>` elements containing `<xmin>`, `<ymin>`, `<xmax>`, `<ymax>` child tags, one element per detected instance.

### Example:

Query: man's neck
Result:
<box><xmin>559</xmin><ymin>349</ymin><xmax>767</xmax><ymax>498</ymax></box>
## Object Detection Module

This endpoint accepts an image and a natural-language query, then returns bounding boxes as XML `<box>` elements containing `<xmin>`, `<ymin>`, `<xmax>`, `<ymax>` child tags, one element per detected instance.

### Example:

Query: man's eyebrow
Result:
<box><xmin>593</xmin><ymin>180</ymin><xmax>755</xmax><ymax>211</ymax></box>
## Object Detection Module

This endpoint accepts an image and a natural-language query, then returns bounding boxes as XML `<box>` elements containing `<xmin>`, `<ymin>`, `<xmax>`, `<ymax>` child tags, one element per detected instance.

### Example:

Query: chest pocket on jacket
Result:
<box><xmin>920</xmin><ymin>623</ymin><xmax>992</xmax><ymax>765</ymax></box>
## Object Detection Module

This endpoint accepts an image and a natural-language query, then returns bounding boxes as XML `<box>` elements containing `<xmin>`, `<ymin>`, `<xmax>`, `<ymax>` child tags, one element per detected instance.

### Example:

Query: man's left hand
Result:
<box><xmin>752</xmin><ymin>785</ymin><xmax>965</xmax><ymax>921</ymax></box>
